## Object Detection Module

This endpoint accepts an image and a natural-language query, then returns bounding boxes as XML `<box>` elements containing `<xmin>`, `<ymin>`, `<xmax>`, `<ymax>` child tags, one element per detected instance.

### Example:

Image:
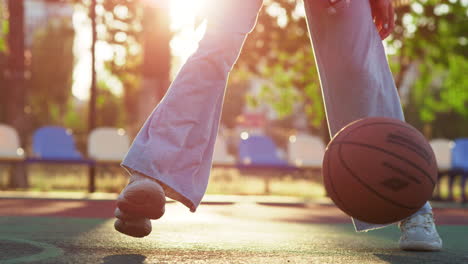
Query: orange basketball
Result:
<box><xmin>323</xmin><ymin>117</ymin><xmax>438</xmax><ymax>224</ymax></box>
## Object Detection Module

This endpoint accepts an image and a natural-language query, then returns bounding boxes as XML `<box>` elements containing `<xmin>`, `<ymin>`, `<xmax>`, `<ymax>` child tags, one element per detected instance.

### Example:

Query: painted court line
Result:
<box><xmin>0</xmin><ymin>237</ymin><xmax>64</xmax><ymax>264</ymax></box>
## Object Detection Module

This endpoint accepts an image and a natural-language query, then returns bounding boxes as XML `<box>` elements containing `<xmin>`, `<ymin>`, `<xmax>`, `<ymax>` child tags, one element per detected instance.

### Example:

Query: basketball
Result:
<box><xmin>323</xmin><ymin>117</ymin><xmax>438</xmax><ymax>224</ymax></box>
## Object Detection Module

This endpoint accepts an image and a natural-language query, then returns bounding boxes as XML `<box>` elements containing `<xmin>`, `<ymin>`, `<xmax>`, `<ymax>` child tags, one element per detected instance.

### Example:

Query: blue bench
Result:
<box><xmin>448</xmin><ymin>138</ymin><xmax>468</xmax><ymax>202</ymax></box>
<box><xmin>26</xmin><ymin>126</ymin><xmax>94</xmax><ymax>165</ymax></box>
<box><xmin>236</xmin><ymin>134</ymin><xmax>299</xmax><ymax>193</ymax></box>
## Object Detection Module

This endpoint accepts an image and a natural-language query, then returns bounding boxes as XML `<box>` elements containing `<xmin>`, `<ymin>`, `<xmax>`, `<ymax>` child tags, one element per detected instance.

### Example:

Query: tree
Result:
<box><xmin>0</xmin><ymin>0</ymin><xmax>8</xmax><ymax>121</ymax></box>
<box><xmin>221</xmin><ymin>79</ymin><xmax>251</xmax><ymax>129</ymax></box>
<box><xmin>28</xmin><ymin>19</ymin><xmax>75</xmax><ymax>128</ymax></box>
<box><xmin>5</xmin><ymin>0</ymin><xmax>26</xmax><ymax>134</ymax></box>
<box><xmin>234</xmin><ymin>0</ymin><xmax>468</xmax><ymax>140</ymax></box>
<box><xmin>98</xmin><ymin>0</ymin><xmax>171</xmax><ymax>135</ymax></box>
<box><xmin>233</xmin><ymin>0</ymin><xmax>326</xmax><ymax>139</ymax></box>
<box><xmin>98</xmin><ymin>0</ymin><xmax>142</xmax><ymax>131</ymax></box>
<box><xmin>388</xmin><ymin>0</ymin><xmax>468</xmax><ymax>138</ymax></box>
<box><xmin>137</xmin><ymin>4</ymin><xmax>171</xmax><ymax>132</ymax></box>
<box><xmin>95</xmin><ymin>82</ymin><xmax>125</xmax><ymax>127</ymax></box>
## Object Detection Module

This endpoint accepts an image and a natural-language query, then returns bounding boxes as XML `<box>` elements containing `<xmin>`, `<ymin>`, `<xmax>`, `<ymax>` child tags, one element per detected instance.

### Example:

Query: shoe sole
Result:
<box><xmin>399</xmin><ymin>241</ymin><xmax>442</xmax><ymax>251</ymax></box>
<box><xmin>115</xmin><ymin>207</ymin><xmax>141</xmax><ymax>221</ymax></box>
<box><xmin>114</xmin><ymin>218</ymin><xmax>152</xmax><ymax>238</ymax></box>
<box><xmin>117</xmin><ymin>179</ymin><xmax>166</xmax><ymax>220</ymax></box>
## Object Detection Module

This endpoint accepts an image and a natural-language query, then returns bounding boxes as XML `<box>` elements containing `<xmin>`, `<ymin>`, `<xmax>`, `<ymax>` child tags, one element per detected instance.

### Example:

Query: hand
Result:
<box><xmin>370</xmin><ymin>0</ymin><xmax>395</xmax><ymax>40</ymax></box>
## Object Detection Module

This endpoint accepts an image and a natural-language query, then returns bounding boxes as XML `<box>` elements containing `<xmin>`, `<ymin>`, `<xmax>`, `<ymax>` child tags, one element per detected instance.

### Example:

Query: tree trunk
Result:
<box><xmin>7</xmin><ymin>0</ymin><xmax>27</xmax><ymax>188</ymax></box>
<box><xmin>135</xmin><ymin>4</ymin><xmax>171</xmax><ymax>133</ymax></box>
<box><xmin>6</xmin><ymin>0</ymin><xmax>26</xmax><ymax>131</ymax></box>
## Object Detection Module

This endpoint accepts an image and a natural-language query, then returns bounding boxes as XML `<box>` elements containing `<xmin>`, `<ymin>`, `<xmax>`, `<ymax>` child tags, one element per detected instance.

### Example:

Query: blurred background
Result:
<box><xmin>0</xmin><ymin>0</ymin><xmax>467</xmax><ymax>201</ymax></box>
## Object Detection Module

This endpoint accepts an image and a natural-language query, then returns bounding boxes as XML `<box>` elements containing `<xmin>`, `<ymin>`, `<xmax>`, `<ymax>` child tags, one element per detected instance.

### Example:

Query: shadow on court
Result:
<box><xmin>0</xmin><ymin>198</ymin><xmax>467</xmax><ymax>263</ymax></box>
<box><xmin>102</xmin><ymin>254</ymin><xmax>147</xmax><ymax>264</ymax></box>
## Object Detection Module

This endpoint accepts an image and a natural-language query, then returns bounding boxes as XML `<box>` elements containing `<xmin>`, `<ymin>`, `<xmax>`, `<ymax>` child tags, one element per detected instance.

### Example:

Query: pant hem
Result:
<box><xmin>121</xmin><ymin>164</ymin><xmax>198</xmax><ymax>212</ymax></box>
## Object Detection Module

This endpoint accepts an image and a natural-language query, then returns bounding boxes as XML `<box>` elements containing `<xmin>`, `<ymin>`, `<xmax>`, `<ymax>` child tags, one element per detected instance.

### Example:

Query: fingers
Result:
<box><xmin>378</xmin><ymin>0</ymin><xmax>395</xmax><ymax>40</ymax></box>
<box><xmin>381</xmin><ymin>1</ymin><xmax>395</xmax><ymax>39</ymax></box>
<box><xmin>375</xmin><ymin>17</ymin><xmax>383</xmax><ymax>36</ymax></box>
<box><xmin>387</xmin><ymin>3</ymin><xmax>395</xmax><ymax>37</ymax></box>
<box><xmin>378</xmin><ymin>1</ymin><xmax>389</xmax><ymax>39</ymax></box>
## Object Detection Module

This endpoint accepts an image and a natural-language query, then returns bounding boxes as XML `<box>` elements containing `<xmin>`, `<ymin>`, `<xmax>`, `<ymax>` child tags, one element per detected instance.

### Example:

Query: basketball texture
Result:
<box><xmin>323</xmin><ymin>117</ymin><xmax>438</xmax><ymax>224</ymax></box>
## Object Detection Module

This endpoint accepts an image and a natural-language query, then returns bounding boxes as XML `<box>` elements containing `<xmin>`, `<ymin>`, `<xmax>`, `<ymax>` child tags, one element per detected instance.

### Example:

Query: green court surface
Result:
<box><xmin>0</xmin><ymin>198</ymin><xmax>467</xmax><ymax>264</ymax></box>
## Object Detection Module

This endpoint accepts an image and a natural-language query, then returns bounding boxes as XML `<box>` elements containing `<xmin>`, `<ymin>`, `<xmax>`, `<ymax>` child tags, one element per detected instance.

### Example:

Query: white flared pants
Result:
<box><xmin>122</xmin><ymin>0</ymin><xmax>432</xmax><ymax>231</ymax></box>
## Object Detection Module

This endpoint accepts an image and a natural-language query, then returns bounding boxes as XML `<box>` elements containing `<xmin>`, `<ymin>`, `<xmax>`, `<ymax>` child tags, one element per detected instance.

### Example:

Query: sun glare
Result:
<box><xmin>169</xmin><ymin>0</ymin><xmax>202</xmax><ymax>30</ymax></box>
<box><xmin>168</xmin><ymin>0</ymin><xmax>207</xmax><ymax>77</ymax></box>
<box><xmin>73</xmin><ymin>0</ymin><xmax>208</xmax><ymax>100</ymax></box>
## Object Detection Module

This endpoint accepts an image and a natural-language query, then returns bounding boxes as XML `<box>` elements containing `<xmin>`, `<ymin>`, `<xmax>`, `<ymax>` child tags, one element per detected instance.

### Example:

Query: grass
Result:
<box><xmin>0</xmin><ymin>164</ymin><xmax>466</xmax><ymax>201</ymax></box>
<box><xmin>0</xmin><ymin>165</ymin><xmax>326</xmax><ymax>198</ymax></box>
<box><xmin>433</xmin><ymin>175</ymin><xmax>468</xmax><ymax>202</ymax></box>
<box><xmin>205</xmin><ymin>169</ymin><xmax>326</xmax><ymax>198</ymax></box>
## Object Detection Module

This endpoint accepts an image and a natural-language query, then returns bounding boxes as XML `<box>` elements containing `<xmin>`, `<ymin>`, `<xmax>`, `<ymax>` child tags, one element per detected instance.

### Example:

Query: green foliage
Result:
<box><xmin>0</xmin><ymin>18</ymin><xmax>7</xmax><ymax>51</ymax></box>
<box><xmin>28</xmin><ymin>19</ymin><xmax>75</xmax><ymax>128</ymax></box>
<box><xmin>442</xmin><ymin>54</ymin><xmax>468</xmax><ymax>116</ymax></box>
<box><xmin>62</xmin><ymin>101</ymin><xmax>85</xmax><ymax>132</ymax></box>
<box><xmin>236</xmin><ymin>0</ymin><xmax>325</xmax><ymax>131</ymax></box>
<box><xmin>60</xmin><ymin>0</ymin><xmax>145</xmax><ymax>131</ymax></box>
<box><xmin>98</xmin><ymin>0</ymin><xmax>145</xmax><ymax>130</ymax></box>
<box><xmin>0</xmin><ymin>0</ymin><xmax>7</xmax><ymax>52</ymax></box>
<box><xmin>389</xmin><ymin>0</ymin><xmax>468</xmax><ymax>137</ymax></box>
<box><xmin>0</xmin><ymin>1</ymin><xmax>8</xmax><ymax>121</ymax></box>
<box><xmin>73</xmin><ymin>0</ymin><xmax>170</xmax><ymax>130</ymax></box>
<box><xmin>237</xmin><ymin>0</ymin><xmax>467</xmax><ymax>139</ymax></box>
<box><xmin>95</xmin><ymin>80</ymin><xmax>125</xmax><ymax>127</ymax></box>
<box><xmin>222</xmin><ymin>80</ymin><xmax>250</xmax><ymax>129</ymax></box>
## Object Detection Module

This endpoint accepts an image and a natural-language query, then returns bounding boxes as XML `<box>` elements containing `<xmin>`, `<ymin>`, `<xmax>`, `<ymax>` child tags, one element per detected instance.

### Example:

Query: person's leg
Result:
<box><xmin>303</xmin><ymin>0</ymin><xmax>440</xmax><ymax>250</ymax></box>
<box><xmin>121</xmin><ymin>0</ymin><xmax>264</xmax><ymax>212</ymax></box>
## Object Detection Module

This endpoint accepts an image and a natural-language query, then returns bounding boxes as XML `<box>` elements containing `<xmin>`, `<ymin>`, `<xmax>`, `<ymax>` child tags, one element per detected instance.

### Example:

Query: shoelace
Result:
<box><xmin>401</xmin><ymin>214</ymin><xmax>433</xmax><ymax>230</ymax></box>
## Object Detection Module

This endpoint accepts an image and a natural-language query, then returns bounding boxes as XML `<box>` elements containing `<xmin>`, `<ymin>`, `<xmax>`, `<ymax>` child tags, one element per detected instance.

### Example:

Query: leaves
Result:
<box><xmin>389</xmin><ymin>0</ymin><xmax>468</xmax><ymax>133</ymax></box>
<box><xmin>29</xmin><ymin>20</ymin><xmax>75</xmax><ymax>126</ymax></box>
<box><xmin>235</xmin><ymin>0</ymin><xmax>323</xmax><ymax>130</ymax></box>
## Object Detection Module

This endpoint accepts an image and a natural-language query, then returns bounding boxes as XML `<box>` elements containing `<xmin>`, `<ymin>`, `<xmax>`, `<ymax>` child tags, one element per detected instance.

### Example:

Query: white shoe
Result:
<box><xmin>399</xmin><ymin>213</ymin><xmax>443</xmax><ymax>251</ymax></box>
<box><xmin>117</xmin><ymin>172</ymin><xmax>166</xmax><ymax>219</ymax></box>
<box><xmin>114</xmin><ymin>216</ymin><xmax>152</xmax><ymax>238</ymax></box>
<box><xmin>114</xmin><ymin>172</ymin><xmax>166</xmax><ymax>238</ymax></box>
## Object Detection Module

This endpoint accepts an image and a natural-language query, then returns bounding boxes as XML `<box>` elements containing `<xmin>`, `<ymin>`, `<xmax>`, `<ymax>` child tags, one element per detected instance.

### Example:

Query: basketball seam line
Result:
<box><xmin>387</xmin><ymin>134</ymin><xmax>431</xmax><ymax>164</ymax></box>
<box><xmin>337</xmin><ymin>143</ymin><xmax>422</xmax><ymax>210</ymax></box>
<box><xmin>326</xmin><ymin>149</ymin><xmax>355</xmax><ymax>218</ymax></box>
<box><xmin>382</xmin><ymin>161</ymin><xmax>421</xmax><ymax>184</ymax></box>
<box><xmin>331</xmin><ymin>141</ymin><xmax>436</xmax><ymax>187</ymax></box>
<box><xmin>341</xmin><ymin>121</ymin><xmax>433</xmax><ymax>167</ymax></box>
<box><xmin>340</xmin><ymin>121</ymin><xmax>434</xmax><ymax>166</ymax></box>
<box><xmin>334</xmin><ymin>121</ymin><xmax>413</xmax><ymax>142</ymax></box>
<box><xmin>327</xmin><ymin>119</ymin><xmax>430</xmax><ymax>222</ymax></box>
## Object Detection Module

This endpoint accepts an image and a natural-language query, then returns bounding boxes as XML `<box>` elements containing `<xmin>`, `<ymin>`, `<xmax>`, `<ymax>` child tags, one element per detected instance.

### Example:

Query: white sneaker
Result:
<box><xmin>117</xmin><ymin>172</ymin><xmax>166</xmax><ymax>219</ymax></box>
<box><xmin>114</xmin><ymin>171</ymin><xmax>166</xmax><ymax>238</ymax></box>
<box><xmin>114</xmin><ymin>214</ymin><xmax>152</xmax><ymax>238</ymax></box>
<box><xmin>399</xmin><ymin>213</ymin><xmax>443</xmax><ymax>251</ymax></box>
